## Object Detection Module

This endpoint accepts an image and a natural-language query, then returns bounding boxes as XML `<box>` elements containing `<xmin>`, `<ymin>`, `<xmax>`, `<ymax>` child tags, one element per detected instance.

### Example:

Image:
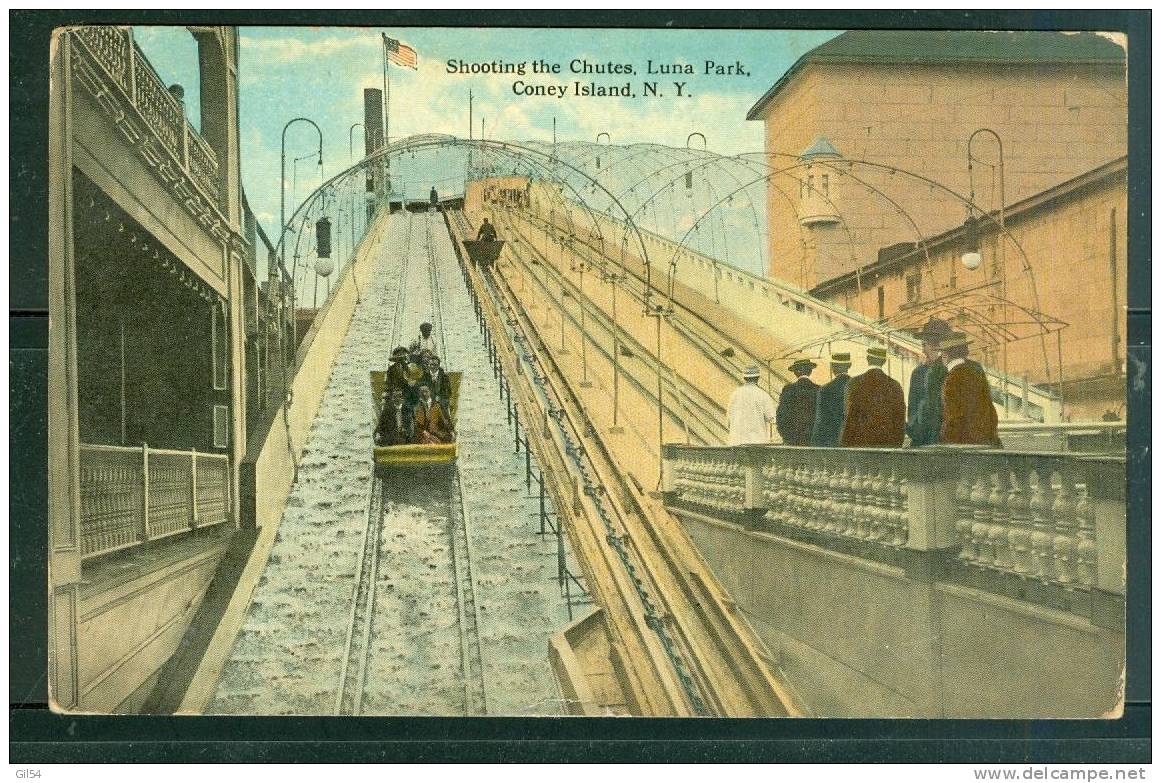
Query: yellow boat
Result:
<box><xmin>370</xmin><ymin>369</ymin><xmax>462</xmax><ymax>466</ymax></box>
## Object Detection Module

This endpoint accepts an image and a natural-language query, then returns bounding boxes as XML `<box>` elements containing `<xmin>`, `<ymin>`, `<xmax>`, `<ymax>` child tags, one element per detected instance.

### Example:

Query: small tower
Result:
<box><xmin>798</xmin><ymin>136</ymin><xmax>842</xmax><ymax>227</ymax></box>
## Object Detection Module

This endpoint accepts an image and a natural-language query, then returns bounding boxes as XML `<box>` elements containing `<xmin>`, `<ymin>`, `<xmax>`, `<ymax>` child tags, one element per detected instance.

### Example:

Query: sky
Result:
<box><xmin>133</xmin><ymin>25</ymin><xmax>840</xmax><ymax>249</ymax></box>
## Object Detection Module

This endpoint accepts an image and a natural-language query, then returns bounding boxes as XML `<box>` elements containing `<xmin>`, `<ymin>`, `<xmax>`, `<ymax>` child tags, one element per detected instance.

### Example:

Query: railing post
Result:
<box><xmin>906</xmin><ymin>449</ymin><xmax>971</xmax><ymax>552</ymax></box>
<box><xmin>190</xmin><ymin>447</ymin><xmax>199</xmax><ymax>530</ymax></box>
<box><xmin>126</xmin><ymin>27</ymin><xmax>138</xmax><ymax>104</ymax></box>
<box><xmin>141</xmin><ymin>442</ymin><xmax>151</xmax><ymax>542</ymax></box>
<box><xmin>539</xmin><ymin>475</ymin><xmax>547</xmax><ymax>536</ymax></box>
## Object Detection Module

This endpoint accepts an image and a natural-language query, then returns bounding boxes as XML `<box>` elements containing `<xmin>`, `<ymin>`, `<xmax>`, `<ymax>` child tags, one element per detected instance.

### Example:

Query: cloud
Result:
<box><xmin>240</xmin><ymin>34</ymin><xmax>378</xmax><ymax>65</ymax></box>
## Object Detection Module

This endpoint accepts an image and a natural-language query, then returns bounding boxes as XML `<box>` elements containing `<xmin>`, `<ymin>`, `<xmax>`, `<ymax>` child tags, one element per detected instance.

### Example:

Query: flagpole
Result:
<box><xmin>384</xmin><ymin>47</ymin><xmax>390</xmax><ymax>147</ymax></box>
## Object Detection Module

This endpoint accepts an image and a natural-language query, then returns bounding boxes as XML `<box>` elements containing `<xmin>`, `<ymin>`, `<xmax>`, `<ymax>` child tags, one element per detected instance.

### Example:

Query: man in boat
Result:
<box><xmin>429</xmin><ymin>186</ymin><xmax>439</xmax><ymax>211</ymax></box>
<box><xmin>375</xmin><ymin>388</ymin><xmax>414</xmax><ymax>446</ymax></box>
<box><xmin>477</xmin><ymin>218</ymin><xmax>498</xmax><ymax>242</ymax></box>
<box><xmin>413</xmin><ymin>383</ymin><xmax>455</xmax><ymax>444</ymax></box>
<box><xmin>421</xmin><ymin>353</ymin><xmax>453</xmax><ymax>408</ymax></box>
<box><xmin>410</xmin><ymin>322</ymin><xmax>439</xmax><ymax>359</ymax></box>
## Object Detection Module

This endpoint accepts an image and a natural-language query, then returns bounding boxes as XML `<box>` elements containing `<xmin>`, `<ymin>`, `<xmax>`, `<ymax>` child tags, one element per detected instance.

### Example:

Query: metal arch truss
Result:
<box><xmin>273</xmin><ymin>134</ymin><xmax>1068</xmax><ymax>388</ymax></box>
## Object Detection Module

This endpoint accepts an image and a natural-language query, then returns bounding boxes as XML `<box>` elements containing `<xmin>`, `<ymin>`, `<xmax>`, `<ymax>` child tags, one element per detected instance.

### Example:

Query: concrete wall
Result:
<box><xmin>680</xmin><ymin>512</ymin><xmax>1124</xmax><ymax>718</ymax></box>
<box><xmin>74</xmin><ymin>536</ymin><xmax>229</xmax><ymax>712</ymax></box>
<box><xmin>755</xmin><ymin>58</ymin><xmax>1128</xmax><ymax>288</ymax></box>
<box><xmin>243</xmin><ymin>208</ymin><xmax>389</xmax><ymax>531</ymax></box>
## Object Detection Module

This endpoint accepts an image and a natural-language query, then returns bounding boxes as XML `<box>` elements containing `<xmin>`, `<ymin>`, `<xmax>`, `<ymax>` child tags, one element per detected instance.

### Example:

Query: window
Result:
<box><xmin>906</xmin><ymin>272</ymin><xmax>922</xmax><ymax>304</ymax></box>
<box><xmin>821</xmin><ymin>174</ymin><xmax>829</xmax><ymax>197</ymax></box>
<box><xmin>877</xmin><ymin>286</ymin><xmax>885</xmax><ymax>321</ymax></box>
<box><xmin>212</xmin><ymin>301</ymin><xmax>228</xmax><ymax>390</ymax></box>
<box><xmin>949</xmin><ymin>259</ymin><xmax>957</xmax><ymax>289</ymax></box>
<box><xmin>212</xmin><ymin>404</ymin><xmax>229</xmax><ymax>449</ymax></box>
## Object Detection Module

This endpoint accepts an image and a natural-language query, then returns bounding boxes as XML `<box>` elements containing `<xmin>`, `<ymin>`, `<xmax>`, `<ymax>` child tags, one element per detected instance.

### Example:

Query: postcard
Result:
<box><xmin>46</xmin><ymin>23</ymin><xmax>1128</xmax><ymax>718</ymax></box>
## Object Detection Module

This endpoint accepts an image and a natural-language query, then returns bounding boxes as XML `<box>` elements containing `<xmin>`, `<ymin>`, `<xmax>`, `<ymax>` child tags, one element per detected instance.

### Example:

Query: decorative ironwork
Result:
<box><xmin>79</xmin><ymin>443</ymin><xmax>230</xmax><ymax>559</ymax></box>
<box><xmin>79</xmin><ymin>445</ymin><xmax>143</xmax><ymax>557</ymax></box>
<box><xmin>131</xmin><ymin>43</ymin><xmax>184</xmax><ymax>158</ymax></box>
<box><xmin>72</xmin><ymin>26</ymin><xmax>131</xmax><ymax>93</ymax></box>
<box><xmin>147</xmin><ymin>451</ymin><xmax>194</xmax><ymax>539</ymax></box>
<box><xmin>70</xmin><ymin>26</ymin><xmax>229</xmax><ymax>247</ymax></box>
<box><xmin>187</xmin><ymin>129</ymin><xmax>221</xmax><ymax>202</ymax></box>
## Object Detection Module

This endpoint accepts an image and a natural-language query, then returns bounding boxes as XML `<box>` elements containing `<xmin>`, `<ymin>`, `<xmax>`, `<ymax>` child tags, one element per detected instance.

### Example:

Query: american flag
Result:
<box><xmin>382</xmin><ymin>34</ymin><xmax>418</xmax><ymax>69</ymax></box>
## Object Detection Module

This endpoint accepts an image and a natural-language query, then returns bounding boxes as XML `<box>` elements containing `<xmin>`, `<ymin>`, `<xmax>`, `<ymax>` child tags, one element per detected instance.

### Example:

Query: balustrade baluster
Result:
<box><xmin>983</xmin><ymin>472</ymin><xmax>1009</xmax><ymax>572</ymax></box>
<box><xmin>1050</xmin><ymin>471</ymin><xmax>1076</xmax><ymax>586</ymax></box>
<box><xmin>889</xmin><ymin>467</ymin><xmax>907</xmax><ymax>547</ymax></box>
<box><xmin>1074</xmin><ymin>482</ymin><xmax>1096</xmax><ymax>590</ymax></box>
<box><xmin>968</xmin><ymin>475</ymin><xmax>990</xmax><ymax>568</ymax></box>
<box><xmin>1006</xmin><ymin>468</ymin><xmax>1032</xmax><ymax>576</ymax></box>
<box><xmin>142</xmin><ymin>443</ymin><xmax>151</xmax><ymax>542</ymax></box>
<box><xmin>190</xmin><ymin>448</ymin><xmax>199</xmax><ymax>530</ymax></box>
<box><xmin>1027</xmin><ymin>470</ymin><xmax>1051</xmax><ymax>583</ymax></box>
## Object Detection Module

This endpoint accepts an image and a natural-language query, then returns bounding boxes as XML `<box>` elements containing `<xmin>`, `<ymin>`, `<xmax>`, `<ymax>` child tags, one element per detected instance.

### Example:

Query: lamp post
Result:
<box><xmin>595</xmin><ymin>132</ymin><xmax>610</xmax><ymax>171</ymax></box>
<box><xmin>557</xmin><ymin>235</ymin><xmax>573</xmax><ymax>354</ymax></box>
<box><xmin>603</xmin><ymin>258</ymin><xmax>626</xmax><ymax>433</ymax></box>
<box><xmin>967</xmin><ymin>128</ymin><xmax>1008</xmax><ymax>413</ymax></box>
<box><xmin>280</xmin><ymin>117</ymin><xmax>324</xmax><ymax>351</ymax></box>
<box><xmin>573</xmin><ymin>254</ymin><xmax>591</xmax><ymax>387</ymax></box>
<box><xmin>349</xmin><ymin>122</ymin><xmax>364</xmax><ymax>162</ymax></box>
<box><xmin>646</xmin><ymin>295</ymin><xmax>673</xmax><ymax>487</ymax></box>
<box><xmin>292</xmin><ymin>152</ymin><xmax>317</xmax><ymax>207</ymax></box>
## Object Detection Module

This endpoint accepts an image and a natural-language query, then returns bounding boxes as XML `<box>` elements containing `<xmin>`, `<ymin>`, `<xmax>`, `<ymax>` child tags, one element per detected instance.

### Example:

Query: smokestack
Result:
<box><xmin>363</xmin><ymin>88</ymin><xmax>385</xmax><ymax>156</ymax></box>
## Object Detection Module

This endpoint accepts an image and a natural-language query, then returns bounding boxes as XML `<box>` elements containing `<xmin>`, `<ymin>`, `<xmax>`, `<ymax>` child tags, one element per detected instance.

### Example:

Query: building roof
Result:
<box><xmin>809</xmin><ymin>155</ymin><xmax>1128</xmax><ymax>298</ymax></box>
<box><xmin>800</xmin><ymin>136</ymin><xmax>842</xmax><ymax>159</ymax></box>
<box><xmin>747</xmin><ymin>30</ymin><xmax>1126</xmax><ymax>120</ymax></box>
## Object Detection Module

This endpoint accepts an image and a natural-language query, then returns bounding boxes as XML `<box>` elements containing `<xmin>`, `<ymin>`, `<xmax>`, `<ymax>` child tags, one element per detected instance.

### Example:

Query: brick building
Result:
<box><xmin>746</xmin><ymin>30</ymin><xmax>1128</xmax><ymax>420</ymax></box>
<box><xmin>746</xmin><ymin>30</ymin><xmax>1127</xmax><ymax>289</ymax></box>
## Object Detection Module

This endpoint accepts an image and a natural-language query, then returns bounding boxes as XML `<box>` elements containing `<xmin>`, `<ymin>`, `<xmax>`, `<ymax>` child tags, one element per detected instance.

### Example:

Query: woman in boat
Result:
<box><xmin>386</xmin><ymin>346</ymin><xmax>417</xmax><ymax>406</ymax></box>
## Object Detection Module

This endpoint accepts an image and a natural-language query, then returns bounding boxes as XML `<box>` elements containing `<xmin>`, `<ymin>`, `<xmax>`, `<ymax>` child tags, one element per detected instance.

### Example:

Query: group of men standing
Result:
<box><xmin>727</xmin><ymin>318</ymin><xmax>1000</xmax><ymax>449</ymax></box>
<box><xmin>374</xmin><ymin>323</ymin><xmax>456</xmax><ymax>447</ymax></box>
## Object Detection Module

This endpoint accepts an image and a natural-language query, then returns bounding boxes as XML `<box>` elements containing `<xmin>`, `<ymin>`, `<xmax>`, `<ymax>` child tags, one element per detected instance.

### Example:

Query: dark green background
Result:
<box><xmin>10</xmin><ymin>8</ymin><xmax>1151</xmax><ymax>763</ymax></box>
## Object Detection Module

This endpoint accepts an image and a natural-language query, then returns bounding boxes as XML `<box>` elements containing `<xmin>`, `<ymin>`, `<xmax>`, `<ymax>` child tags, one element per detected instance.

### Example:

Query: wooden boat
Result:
<box><xmin>369</xmin><ymin>369</ymin><xmax>462</xmax><ymax>467</ymax></box>
<box><xmin>461</xmin><ymin>239</ymin><xmax>505</xmax><ymax>267</ymax></box>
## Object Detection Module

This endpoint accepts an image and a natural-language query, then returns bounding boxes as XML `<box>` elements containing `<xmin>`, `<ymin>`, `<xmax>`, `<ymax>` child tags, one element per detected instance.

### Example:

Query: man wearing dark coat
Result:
<box><xmin>906</xmin><ymin>318</ymin><xmax>953</xmax><ymax>447</ymax></box>
<box><xmin>841</xmin><ymin>346</ymin><xmax>906</xmax><ymax>447</ymax></box>
<box><xmin>776</xmin><ymin>357</ymin><xmax>819</xmax><ymax>446</ymax></box>
<box><xmin>375</xmin><ymin>388</ymin><xmax>414</xmax><ymax>446</ymax></box>
<box><xmin>938</xmin><ymin>332</ymin><xmax>1001</xmax><ymax>447</ymax></box>
<box><xmin>477</xmin><ymin>218</ymin><xmax>497</xmax><ymax>242</ymax></box>
<box><xmin>421</xmin><ymin>354</ymin><xmax>453</xmax><ymax>409</ymax></box>
<box><xmin>809</xmin><ymin>352</ymin><xmax>852</xmax><ymax>447</ymax></box>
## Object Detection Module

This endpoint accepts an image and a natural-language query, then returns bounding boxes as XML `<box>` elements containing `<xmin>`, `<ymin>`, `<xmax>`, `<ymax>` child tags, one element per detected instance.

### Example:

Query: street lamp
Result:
<box><xmin>967</xmin><ymin>127</ymin><xmax>1008</xmax><ymax>412</ymax></box>
<box><xmin>572</xmin><ymin>255</ymin><xmax>591</xmax><ymax>387</ymax></box>
<box><xmin>280</xmin><ymin>117</ymin><xmax>324</xmax><ymax>355</ymax></box>
<box><xmin>349</xmin><ymin>122</ymin><xmax>364</xmax><ymax>162</ymax></box>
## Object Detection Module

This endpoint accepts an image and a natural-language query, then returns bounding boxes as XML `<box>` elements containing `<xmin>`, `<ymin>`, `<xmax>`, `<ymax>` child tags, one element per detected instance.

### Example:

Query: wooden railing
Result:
<box><xmin>71</xmin><ymin>26</ymin><xmax>221</xmax><ymax>203</ymax></box>
<box><xmin>662</xmin><ymin>443</ymin><xmax>1125</xmax><ymax>613</ymax></box>
<box><xmin>79</xmin><ymin>443</ymin><xmax>231</xmax><ymax>560</ymax></box>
